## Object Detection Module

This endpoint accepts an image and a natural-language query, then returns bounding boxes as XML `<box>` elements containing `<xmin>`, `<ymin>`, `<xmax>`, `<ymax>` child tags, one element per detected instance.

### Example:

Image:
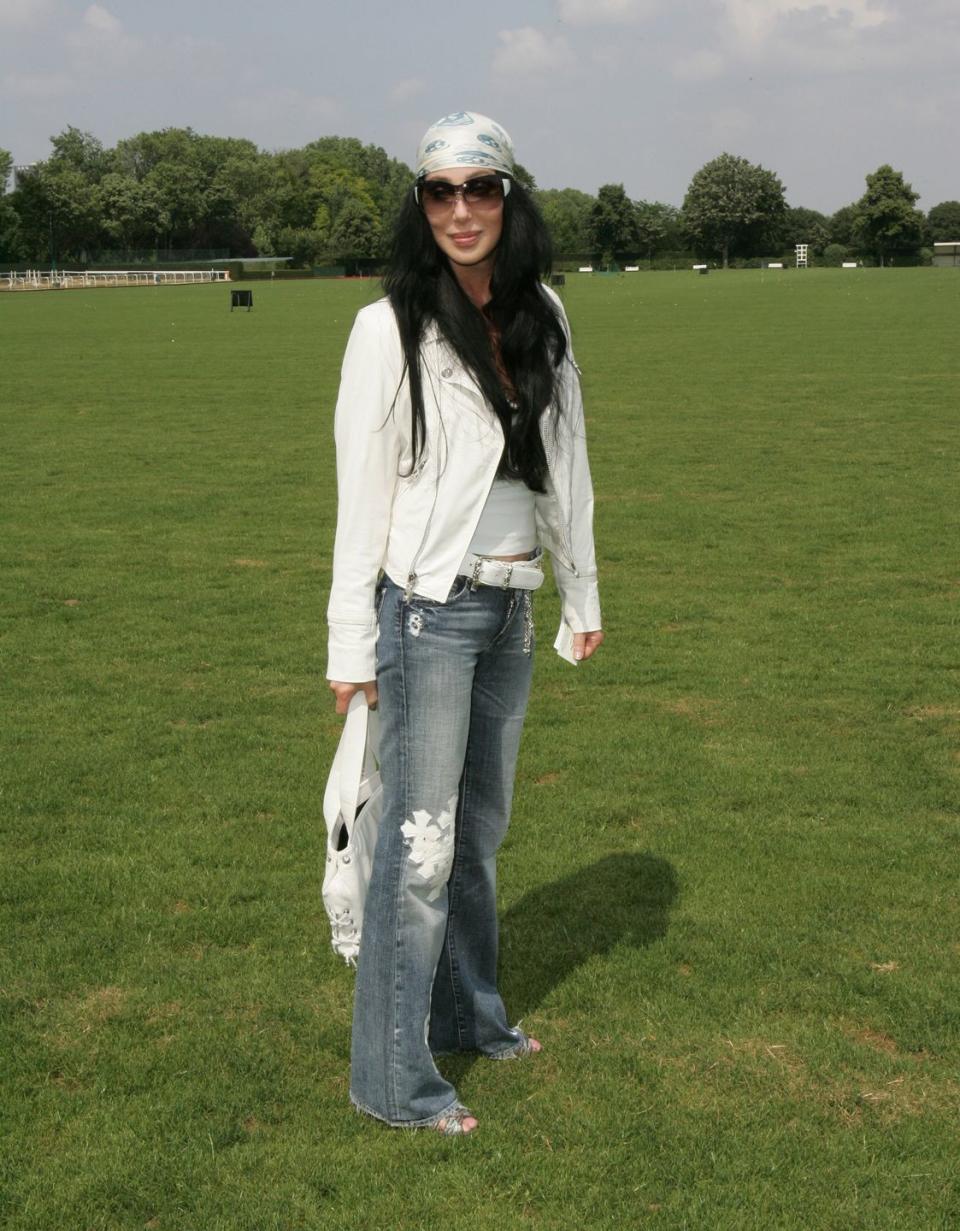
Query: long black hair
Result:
<box><xmin>383</xmin><ymin>176</ymin><xmax>567</xmax><ymax>493</ymax></box>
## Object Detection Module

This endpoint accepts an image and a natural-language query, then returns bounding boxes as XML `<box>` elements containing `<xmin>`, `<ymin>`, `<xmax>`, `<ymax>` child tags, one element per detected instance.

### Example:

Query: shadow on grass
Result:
<box><xmin>438</xmin><ymin>853</ymin><xmax>677</xmax><ymax>1085</ymax></box>
<box><xmin>499</xmin><ymin>851</ymin><xmax>678</xmax><ymax>1018</ymax></box>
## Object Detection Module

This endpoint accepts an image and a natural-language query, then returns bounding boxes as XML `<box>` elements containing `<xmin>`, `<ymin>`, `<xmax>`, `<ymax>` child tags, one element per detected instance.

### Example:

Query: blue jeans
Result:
<box><xmin>349</xmin><ymin>573</ymin><xmax>535</xmax><ymax>1126</ymax></box>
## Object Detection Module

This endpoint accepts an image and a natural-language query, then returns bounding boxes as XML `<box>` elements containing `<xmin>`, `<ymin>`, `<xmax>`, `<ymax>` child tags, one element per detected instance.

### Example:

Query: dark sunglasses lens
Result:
<box><xmin>464</xmin><ymin>178</ymin><xmax>502</xmax><ymax>203</ymax></box>
<box><xmin>420</xmin><ymin>177</ymin><xmax>504</xmax><ymax>210</ymax></box>
<box><xmin>422</xmin><ymin>182</ymin><xmax>456</xmax><ymax>206</ymax></box>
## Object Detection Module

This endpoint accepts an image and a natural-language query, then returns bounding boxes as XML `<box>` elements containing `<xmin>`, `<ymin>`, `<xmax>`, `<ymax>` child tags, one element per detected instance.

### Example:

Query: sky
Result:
<box><xmin>1</xmin><ymin>0</ymin><xmax>958</xmax><ymax>213</ymax></box>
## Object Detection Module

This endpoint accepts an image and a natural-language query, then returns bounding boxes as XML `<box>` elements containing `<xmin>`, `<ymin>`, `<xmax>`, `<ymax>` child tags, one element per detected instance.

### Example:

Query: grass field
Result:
<box><xmin>3</xmin><ymin>268</ymin><xmax>960</xmax><ymax>1230</ymax></box>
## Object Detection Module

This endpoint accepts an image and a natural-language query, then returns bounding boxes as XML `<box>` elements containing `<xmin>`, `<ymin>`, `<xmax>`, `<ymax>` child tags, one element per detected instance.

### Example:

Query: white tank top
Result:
<box><xmin>463</xmin><ymin>477</ymin><xmax>538</xmax><ymax>558</ymax></box>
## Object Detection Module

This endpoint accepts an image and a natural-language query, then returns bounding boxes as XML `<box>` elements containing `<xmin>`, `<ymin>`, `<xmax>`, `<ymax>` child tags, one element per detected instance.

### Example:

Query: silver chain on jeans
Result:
<box><xmin>522</xmin><ymin>591</ymin><xmax>534</xmax><ymax>655</ymax></box>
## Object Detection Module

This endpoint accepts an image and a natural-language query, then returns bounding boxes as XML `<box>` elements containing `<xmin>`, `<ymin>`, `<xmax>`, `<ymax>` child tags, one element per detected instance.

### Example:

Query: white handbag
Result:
<box><xmin>322</xmin><ymin>694</ymin><xmax>383</xmax><ymax>965</ymax></box>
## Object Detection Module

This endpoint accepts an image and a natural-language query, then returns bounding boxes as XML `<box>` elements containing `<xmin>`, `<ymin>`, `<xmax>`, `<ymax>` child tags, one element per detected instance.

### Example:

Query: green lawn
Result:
<box><xmin>3</xmin><ymin>269</ymin><xmax>960</xmax><ymax>1230</ymax></box>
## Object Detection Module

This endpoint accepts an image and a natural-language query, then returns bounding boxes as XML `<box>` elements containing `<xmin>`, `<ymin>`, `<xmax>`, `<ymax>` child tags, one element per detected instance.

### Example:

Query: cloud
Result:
<box><xmin>67</xmin><ymin>4</ymin><xmax>142</xmax><ymax>55</ymax></box>
<box><xmin>703</xmin><ymin>0</ymin><xmax>941</xmax><ymax>76</ymax></box>
<box><xmin>83</xmin><ymin>3</ymin><xmax>121</xmax><ymax>36</ymax></box>
<box><xmin>229</xmin><ymin>87</ymin><xmax>342</xmax><ymax>143</ymax></box>
<box><xmin>672</xmin><ymin>49</ymin><xmax>726</xmax><ymax>81</ymax></box>
<box><xmin>1</xmin><ymin>70</ymin><xmax>74</xmax><ymax>98</ymax></box>
<box><xmin>557</xmin><ymin>0</ymin><xmax>659</xmax><ymax>23</ymax></box>
<box><xmin>705</xmin><ymin>106</ymin><xmax>754</xmax><ymax>145</ymax></box>
<box><xmin>391</xmin><ymin>78</ymin><xmax>427</xmax><ymax>104</ymax></box>
<box><xmin>161</xmin><ymin>34</ymin><xmax>230</xmax><ymax>74</ymax></box>
<box><xmin>492</xmin><ymin>27</ymin><xmax>575</xmax><ymax>76</ymax></box>
<box><xmin>0</xmin><ymin>0</ymin><xmax>53</xmax><ymax>28</ymax></box>
<box><xmin>723</xmin><ymin>0</ymin><xmax>892</xmax><ymax>47</ymax></box>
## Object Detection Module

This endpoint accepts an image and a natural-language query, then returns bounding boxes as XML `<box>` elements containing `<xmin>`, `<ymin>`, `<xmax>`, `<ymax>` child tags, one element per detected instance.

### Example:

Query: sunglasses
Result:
<box><xmin>414</xmin><ymin>174</ymin><xmax>511</xmax><ymax>215</ymax></box>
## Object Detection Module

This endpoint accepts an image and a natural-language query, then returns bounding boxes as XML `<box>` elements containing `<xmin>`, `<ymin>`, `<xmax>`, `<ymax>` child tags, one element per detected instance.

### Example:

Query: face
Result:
<box><xmin>422</xmin><ymin>167</ymin><xmax>504</xmax><ymax>273</ymax></box>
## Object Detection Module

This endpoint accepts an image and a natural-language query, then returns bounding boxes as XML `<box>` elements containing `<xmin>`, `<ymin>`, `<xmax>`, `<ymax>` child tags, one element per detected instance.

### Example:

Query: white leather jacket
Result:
<box><xmin>326</xmin><ymin>288</ymin><xmax>601</xmax><ymax>681</ymax></box>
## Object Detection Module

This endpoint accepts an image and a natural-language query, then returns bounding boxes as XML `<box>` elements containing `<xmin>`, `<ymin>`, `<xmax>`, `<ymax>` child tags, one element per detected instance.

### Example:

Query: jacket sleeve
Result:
<box><xmin>541</xmin><ymin>290</ymin><xmax>602</xmax><ymax>663</ymax></box>
<box><xmin>549</xmin><ymin>377</ymin><xmax>602</xmax><ymax>662</ymax></box>
<box><xmin>326</xmin><ymin>306</ymin><xmax>404</xmax><ymax>682</ymax></box>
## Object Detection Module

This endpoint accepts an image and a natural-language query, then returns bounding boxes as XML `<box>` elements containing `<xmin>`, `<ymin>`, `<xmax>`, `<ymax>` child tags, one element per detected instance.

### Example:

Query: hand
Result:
<box><xmin>329</xmin><ymin>680</ymin><xmax>378</xmax><ymax>714</ymax></box>
<box><xmin>573</xmin><ymin>630</ymin><xmax>604</xmax><ymax>662</ymax></box>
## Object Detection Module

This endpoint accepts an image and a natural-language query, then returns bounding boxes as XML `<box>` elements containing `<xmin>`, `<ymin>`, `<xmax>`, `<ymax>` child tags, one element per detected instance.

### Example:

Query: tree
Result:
<box><xmin>112</xmin><ymin>129</ymin><xmax>212</xmax><ymax>250</ymax></box>
<box><xmin>682</xmin><ymin>152</ymin><xmax>786</xmax><ymax>267</ymax></box>
<box><xmin>635</xmin><ymin>201</ymin><xmax>682</xmax><ymax>261</ymax></box>
<box><xmin>821</xmin><ymin>243</ymin><xmax>850</xmax><ymax>267</ymax></box>
<box><xmin>45</xmin><ymin>167</ymin><xmax>102</xmax><ymax>261</ymax></box>
<box><xmin>252</xmin><ymin>223</ymin><xmax>275</xmax><ymax>257</ymax></box>
<box><xmin>926</xmin><ymin>200</ymin><xmax>960</xmax><ymax>243</ymax></box>
<box><xmin>6</xmin><ymin>166</ymin><xmax>45</xmax><ymax>261</ymax></box>
<box><xmin>853</xmin><ymin>165</ymin><xmax>924</xmax><ymax>265</ymax></box>
<box><xmin>0</xmin><ymin>147</ymin><xmax>23</xmax><ymax>263</ymax></box>
<box><xmin>258</xmin><ymin>149</ymin><xmax>321</xmax><ymax>235</ymax></box>
<box><xmin>201</xmin><ymin>150</ymin><xmax>268</xmax><ymax>254</ymax></box>
<box><xmin>10</xmin><ymin>163</ymin><xmax>100</xmax><ymax>263</ymax></box>
<box><xmin>828</xmin><ymin>204</ymin><xmax>859</xmax><ymax>249</ymax></box>
<box><xmin>327</xmin><ymin>194</ymin><xmax>381</xmax><ymax>260</ymax></box>
<box><xmin>275</xmin><ymin>226</ymin><xmax>327</xmax><ymax>268</ymax></box>
<box><xmin>146</xmin><ymin>160</ymin><xmax>207</xmax><ymax>250</ymax></box>
<box><xmin>586</xmin><ymin>183</ymin><xmax>639</xmax><ymax>264</ymax></box>
<box><xmin>780</xmin><ymin>206</ymin><xmax>830</xmax><ymax>254</ymax></box>
<box><xmin>535</xmin><ymin>187</ymin><xmax>594</xmax><ymax>255</ymax></box>
<box><xmin>48</xmin><ymin>127</ymin><xmax>110</xmax><ymax>181</ymax></box>
<box><xmin>9</xmin><ymin>129</ymin><xmax>108</xmax><ymax>262</ymax></box>
<box><xmin>303</xmin><ymin>135</ymin><xmax>411</xmax><ymax>248</ymax></box>
<box><xmin>511</xmin><ymin>162</ymin><xmax>537</xmax><ymax>193</ymax></box>
<box><xmin>97</xmin><ymin>173</ymin><xmax>167</xmax><ymax>251</ymax></box>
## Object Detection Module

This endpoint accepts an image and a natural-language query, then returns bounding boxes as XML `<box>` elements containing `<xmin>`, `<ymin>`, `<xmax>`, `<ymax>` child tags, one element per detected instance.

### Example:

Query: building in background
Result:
<box><xmin>932</xmin><ymin>241</ymin><xmax>960</xmax><ymax>267</ymax></box>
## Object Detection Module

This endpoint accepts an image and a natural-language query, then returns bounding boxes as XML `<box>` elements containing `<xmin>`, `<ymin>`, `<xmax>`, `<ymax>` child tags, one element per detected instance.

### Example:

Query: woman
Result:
<box><xmin>326</xmin><ymin>112</ymin><xmax>603</xmax><ymax>1135</ymax></box>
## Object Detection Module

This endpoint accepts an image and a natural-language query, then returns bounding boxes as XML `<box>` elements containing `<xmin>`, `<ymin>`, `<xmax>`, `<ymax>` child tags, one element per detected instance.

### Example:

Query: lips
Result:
<box><xmin>450</xmin><ymin>232</ymin><xmax>481</xmax><ymax>248</ymax></box>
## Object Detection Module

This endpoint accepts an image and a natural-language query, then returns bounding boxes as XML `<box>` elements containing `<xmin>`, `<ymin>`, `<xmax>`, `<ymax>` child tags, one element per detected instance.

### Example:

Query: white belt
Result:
<box><xmin>459</xmin><ymin>552</ymin><xmax>545</xmax><ymax>591</ymax></box>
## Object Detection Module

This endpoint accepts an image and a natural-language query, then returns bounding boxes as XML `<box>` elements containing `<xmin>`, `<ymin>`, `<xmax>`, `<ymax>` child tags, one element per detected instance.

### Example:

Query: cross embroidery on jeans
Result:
<box><xmin>400</xmin><ymin>793</ymin><xmax>458</xmax><ymax>900</ymax></box>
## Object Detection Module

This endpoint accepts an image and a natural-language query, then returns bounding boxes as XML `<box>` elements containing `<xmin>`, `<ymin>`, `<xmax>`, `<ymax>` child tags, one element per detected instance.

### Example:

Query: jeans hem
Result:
<box><xmin>350</xmin><ymin>1092</ymin><xmax>467</xmax><ymax>1129</ymax></box>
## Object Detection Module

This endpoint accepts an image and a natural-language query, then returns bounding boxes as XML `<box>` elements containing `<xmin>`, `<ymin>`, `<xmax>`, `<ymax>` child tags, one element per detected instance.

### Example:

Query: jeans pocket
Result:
<box><xmin>407</xmin><ymin>575</ymin><xmax>472</xmax><ymax>608</ymax></box>
<box><xmin>445</xmin><ymin>575</ymin><xmax>472</xmax><ymax>604</ymax></box>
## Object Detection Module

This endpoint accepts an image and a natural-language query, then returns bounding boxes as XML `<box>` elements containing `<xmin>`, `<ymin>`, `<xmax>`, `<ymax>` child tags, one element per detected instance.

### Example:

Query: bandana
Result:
<box><xmin>415</xmin><ymin>111</ymin><xmax>515</xmax><ymax>179</ymax></box>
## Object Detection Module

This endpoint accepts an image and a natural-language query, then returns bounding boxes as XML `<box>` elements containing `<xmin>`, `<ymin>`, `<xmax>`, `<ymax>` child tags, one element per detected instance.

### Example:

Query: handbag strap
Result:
<box><xmin>338</xmin><ymin>694</ymin><xmax>380</xmax><ymax>821</ymax></box>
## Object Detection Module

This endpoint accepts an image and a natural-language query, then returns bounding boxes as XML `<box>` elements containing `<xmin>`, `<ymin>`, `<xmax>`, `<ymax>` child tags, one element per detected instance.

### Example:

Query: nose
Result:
<box><xmin>451</xmin><ymin>192</ymin><xmax>472</xmax><ymax>220</ymax></box>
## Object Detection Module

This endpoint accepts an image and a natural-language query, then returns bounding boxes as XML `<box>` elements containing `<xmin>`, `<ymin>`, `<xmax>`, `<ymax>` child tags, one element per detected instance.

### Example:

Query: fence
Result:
<box><xmin>3</xmin><ymin>269</ymin><xmax>230</xmax><ymax>291</ymax></box>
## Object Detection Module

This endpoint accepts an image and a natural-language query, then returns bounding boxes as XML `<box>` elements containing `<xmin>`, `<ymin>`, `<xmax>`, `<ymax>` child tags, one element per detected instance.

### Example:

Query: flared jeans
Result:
<box><xmin>349</xmin><ymin>574</ymin><xmax>535</xmax><ymax>1126</ymax></box>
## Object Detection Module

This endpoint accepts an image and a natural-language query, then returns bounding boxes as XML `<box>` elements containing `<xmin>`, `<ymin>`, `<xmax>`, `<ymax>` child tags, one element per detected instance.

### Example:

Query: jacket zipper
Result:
<box><xmin>407</xmin><ymin>344</ymin><xmax>580</xmax><ymax>591</ymax></box>
<box><xmin>404</xmin><ymin>444</ymin><xmax>441</xmax><ymax>601</ymax></box>
<box><xmin>404</xmin><ymin>343</ymin><xmax>503</xmax><ymax>599</ymax></box>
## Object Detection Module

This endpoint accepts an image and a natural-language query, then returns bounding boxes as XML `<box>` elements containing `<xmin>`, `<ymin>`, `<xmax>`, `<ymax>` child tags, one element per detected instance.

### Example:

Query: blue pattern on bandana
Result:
<box><xmin>416</xmin><ymin>112</ymin><xmax>515</xmax><ymax>177</ymax></box>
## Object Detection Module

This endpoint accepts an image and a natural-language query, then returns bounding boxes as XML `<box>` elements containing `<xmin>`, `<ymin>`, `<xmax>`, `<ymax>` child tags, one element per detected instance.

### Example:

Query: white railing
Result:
<box><xmin>3</xmin><ymin>269</ymin><xmax>230</xmax><ymax>290</ymax></box>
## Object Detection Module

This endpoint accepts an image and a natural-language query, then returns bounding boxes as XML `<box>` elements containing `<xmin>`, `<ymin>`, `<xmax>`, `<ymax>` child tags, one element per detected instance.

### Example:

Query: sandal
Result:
<box><xmin>489</xmin><ymin>1027</ymin><xmax>542</xmax><ymax>1060</ymax></box>
<box><xmin>433</xmin><ymin>1106</ymin><xmax>478</xmax><ymax>1136</ymax></box>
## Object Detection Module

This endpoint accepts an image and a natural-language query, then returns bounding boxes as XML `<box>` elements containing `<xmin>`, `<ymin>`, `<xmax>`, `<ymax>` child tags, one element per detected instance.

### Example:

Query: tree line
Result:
<box><xmin>547</xmin><ymin>156</ymin><xmax>958</xmax><ymax>268</ymax></box>
<box><xmin>1</xmin><ymin>127</ymin><xmax>958</xmax><ymax>269</ymax></box>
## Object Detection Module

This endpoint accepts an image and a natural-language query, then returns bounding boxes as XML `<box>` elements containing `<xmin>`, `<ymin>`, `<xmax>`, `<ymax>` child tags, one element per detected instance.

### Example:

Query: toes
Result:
<box><xmin>435</xmin><ymin>1111</ymin><xmax>479</xmax><ymax>1135</ymax></box>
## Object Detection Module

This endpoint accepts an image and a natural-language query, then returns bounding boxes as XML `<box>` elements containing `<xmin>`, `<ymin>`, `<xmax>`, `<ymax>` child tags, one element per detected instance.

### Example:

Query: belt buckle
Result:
<box><xmin>469</xmin><ymin>557</ymin><xmax>484</xmax><ymax>591</ymax></box>
<box><xmin>501</xmin><ymin>562</ymin><xmax>514</xmax><ymax>590</ymax></box>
